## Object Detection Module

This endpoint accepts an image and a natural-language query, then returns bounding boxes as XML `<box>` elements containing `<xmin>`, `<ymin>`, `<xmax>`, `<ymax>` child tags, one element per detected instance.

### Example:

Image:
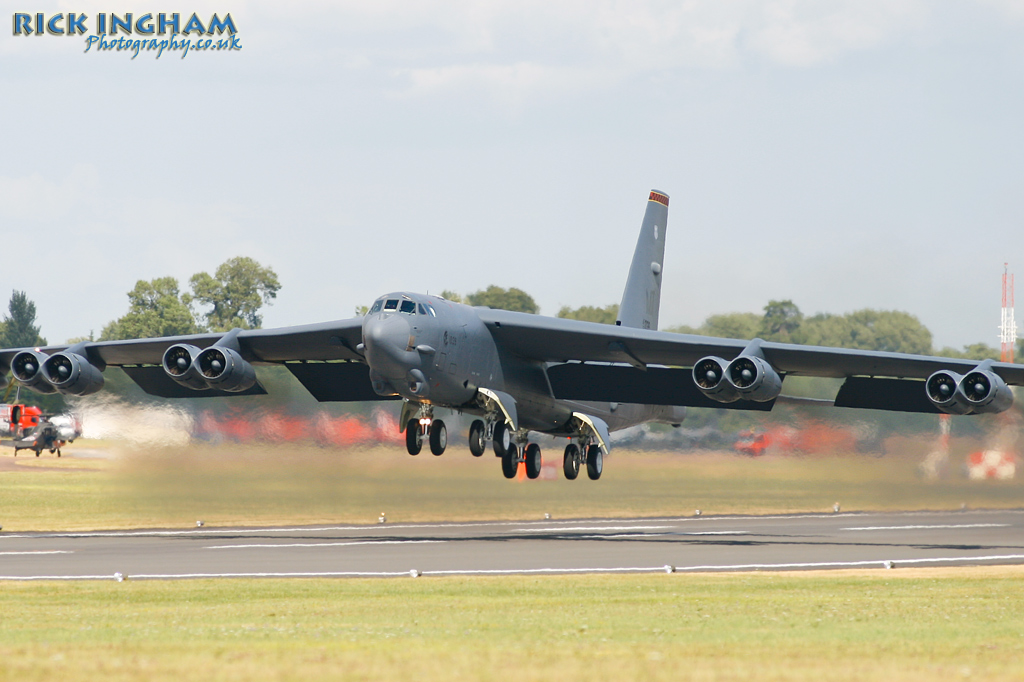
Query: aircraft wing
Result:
<box><xmin>476</xmin><ymin>308</ymin><xmax>1024</xmax><ymax>413</ymax></box>
<box><xmin>0</xmin><ymin>318</ymin><xmax>373</xmax><ymax>401</ymax></box>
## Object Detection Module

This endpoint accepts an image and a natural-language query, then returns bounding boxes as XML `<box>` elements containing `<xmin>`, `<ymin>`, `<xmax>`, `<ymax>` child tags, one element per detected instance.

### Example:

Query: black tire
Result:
<box><xmin>501</xmin><ymin>443</ymin><xmax>519</xmax><ymax>479</ymax></box>
<box><xmin>586</xmin><ymin>445</ymin><xmax>603</xmax><ymax>480</ymax></box>
<box><xmin>563</xmin><ymin>443</ymin><xmax>580</xmax><ymax>480</ymax></box>
<box><xmin>429</xmin><ymin>420</ymin><xmax>447</xmax><ymax>456</ymax></box>
<box><xmin>525</xmin><ymin>443</ymin><xmax>542</xmax><ymax>479</ymax></box>
<box><xmin>405</xmin><ymin>419</ymin><xmax>422</xmax><ymax>455</ymax></box>
<box><xmin>468</xmin><ymin>420</ymin><xmax>486</xmax><ymax>457</ymax></box>
<box><xmin>493</xmin><ymin>421</ymin><xmax>510</xmax><ymax>458</ymax></box>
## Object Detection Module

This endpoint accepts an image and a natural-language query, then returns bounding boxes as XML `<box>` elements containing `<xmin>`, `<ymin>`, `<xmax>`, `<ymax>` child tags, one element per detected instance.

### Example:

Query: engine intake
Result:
<box><xmin>925</xmin><ymin>370</ymin><xmax>971</xmax><ymax>415</ymax></box>
<box><xmin>961</xmin><ymin>369</ymin><xmax>1013</xmax><ymax>414</ymax></box>
<box><xmin>41</xmin><ymin>352</ymin><xmax>104</xmax><ymax>396</ymax></box>
<box><xmin>10</xmin><ymin>350</ymin><xmax>58</xmax><ymax>394</ymax></box>
<box><xmin>195</xmin><ymin>346</ymin><xmax>256</xmax><ymax>392</ymax></box>
<box><xmin>726</xmin><ymin>355</ymin><xmax>782</xmax><ymax>402</ymax></box>
<box><xmin>692</xmin><ymin>356</ymin><xmax>740</xmax><ymax>403</ymax></box>
<box><xmin>161</xmin><ymin>344</ymin><xmax>210</xmax><ymax>390</ymax></box>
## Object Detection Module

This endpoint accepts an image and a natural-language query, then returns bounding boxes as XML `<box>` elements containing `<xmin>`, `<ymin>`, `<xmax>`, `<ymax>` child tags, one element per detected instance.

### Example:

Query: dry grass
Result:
<box><xmin>0</xmin><ymin>441</ymin><xmax>1022</xmax><ymax>531</ymax></box>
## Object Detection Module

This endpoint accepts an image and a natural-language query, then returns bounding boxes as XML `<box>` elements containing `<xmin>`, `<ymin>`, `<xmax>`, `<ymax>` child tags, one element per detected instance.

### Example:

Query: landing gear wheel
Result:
<box><xmin>501</xmin><ymin>443</ymin><xmax>519</xmax><ymax>479</ymax></box>
<box><xmin>586</xmin><ymin>445</ymin><xmax>603</xmax><ymax>480</ymax></box>
<box><xmin>57</xmin><ymin>449</ymin><xmax>61</xmax><ymax>458</ymax></box>
<box><xmin>563</xmin><ymin>443</ymin><xmax>580</xmax><ymax>480</ymax></box>
<box><xmin>468</xmin><ymin>420</ymin><xmax>486</xmax><ymax>457</ymax></box>
<box><xmin>525</xmin><ymin>443</ymin><xmax>542</xmax><ymax>479</ymax></box>
<box><xmin>493</xmin><ymin>421</ymin><xmax>511</xmax><ymax>458</ymax></box>
<box><xmin>429</xmin><ymin>420</ymin><xmax>447</xmax><ymax>456</ymax></box>
<box><xmin>405</xmin><ymin>419</ymin><xmax>422</xmax><ymax>455</ymax></box>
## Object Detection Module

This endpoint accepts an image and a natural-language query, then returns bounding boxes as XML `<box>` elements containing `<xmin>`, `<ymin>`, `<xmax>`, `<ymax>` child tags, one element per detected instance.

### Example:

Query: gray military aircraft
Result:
<box><xmin>3</xmin><ymin>189</ymin><xmax>1023</xmax><ymax>480</ymax></box>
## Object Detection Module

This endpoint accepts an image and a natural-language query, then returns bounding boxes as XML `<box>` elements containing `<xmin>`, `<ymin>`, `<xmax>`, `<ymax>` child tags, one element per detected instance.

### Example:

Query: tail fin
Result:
<box><xmin>616</xmin><ymin>190</ymin><xmax>669</xmax><ymax>330</ymax></box>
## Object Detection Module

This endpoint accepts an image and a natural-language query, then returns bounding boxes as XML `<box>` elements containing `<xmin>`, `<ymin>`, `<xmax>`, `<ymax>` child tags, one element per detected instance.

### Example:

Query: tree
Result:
<box><xmin>701</xmin><ymin>312</ymin><xmax>762</xmax><ymax>339</ymax></box>
<box><xmin>558</xmin><ymin>304</ymin><xmax>619</xmax><ymax>325</ymax></box>
<box><xmin>935</xmin><ymin>343</ymin><xmax>1001</xmax><ymax>362</ymax></box>
<box><xmin>100</xmin><ymin>277</ymin><xmax>200</xmax><ymax>341</ymax></box>
<box><xmin>189</xmin><ymin>257</ymin><xmax>281</xmax><ymax>331</ymax></box>
<box><xmin>466</xmin><ymin>286</ymin><xmax>539</xmax><ymax>314</ymax></box>
<box><xmin>1</xmin><ymin>290</ymin><xmax>46</xmax><ymax>347</ymax></box>
<box><xmin>759</xmin><ymin>300</ymin><xmax>803</xmax><ymax>343</ymax></box>
<box><xmin>802</xmin><ymin>310</ymin><xmax>932</xmax><ymax>355</ymax></box>
<box><xmin>440</xmin><ymin>290</ymin><xmax>465</xmax><ymax>304</ymax></box>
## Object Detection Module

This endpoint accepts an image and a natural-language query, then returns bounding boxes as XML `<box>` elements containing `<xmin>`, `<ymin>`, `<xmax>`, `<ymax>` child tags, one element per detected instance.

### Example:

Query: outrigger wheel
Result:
<box><xmin>405</xmin><ymin>418</ymin><xmax>422</xmax><ymax>455</ymax></box>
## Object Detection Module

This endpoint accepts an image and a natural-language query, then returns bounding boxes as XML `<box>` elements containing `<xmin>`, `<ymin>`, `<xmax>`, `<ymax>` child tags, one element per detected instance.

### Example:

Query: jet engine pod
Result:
<box><xmin>726</xmin><ymin>355</ymin><xmax>782</xmax><ymax>402</ymax></box>
<box><xmin>41</xmin><ymin>352</ymin><xmax>105</xmax><ymax>396</ymax></box>
<box><xmin>162</xmin><ymin>344</ymin><xmax>210</xmax><ymax>390</ymax></box>
<box><xmin>10</xmin><ymin>350</ymin><xmax>58</xmax><ymax>394</ymax></box>
<box><xmin>925</xmin><ymin>370</ymin><xmax>971</xmax><ymax>415</ymax></box>
<box><xmin>692</xmin><ymin>356</ymin><xmax>740</xmax><ymax>403</ymax></box>
<box><xmin>195</xmin><ymin>346</ymin><xmax>256</xmax><ymax>392</ymax></box>
<box><xmin>961</xmin><ymin>369</ymin><xmax>1013</xmax><ymax>414</ymax></box>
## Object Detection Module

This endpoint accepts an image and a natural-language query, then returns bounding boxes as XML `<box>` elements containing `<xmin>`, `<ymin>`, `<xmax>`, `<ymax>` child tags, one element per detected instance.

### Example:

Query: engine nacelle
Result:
<box><xmin>961</xmin><ymin>369</ymin><xmax>1014</xmax><ymax>414</ymax></box>
<box><xmin>692</xmin><ymin>356</ymin><xmax>740</xmax><ymax>403</ymax></box>
<box><xmin>925</xmin><ymin>370</ymin><xmax>972</xmax><ymax>415</ymax></box>
<box><xmin>162</xmin><ymin>344</ymin><xmax>211</xmax><ymax>390</ymax></box>
<box><xmin>726</xmin><ymin>355</ymin><xmax>783</xmax><ymax>402</ymax></box>
<box><xmin>195</xmin><ymin>346</ymin><xmax>257</xmax><ymax>392</ymax></box>
<box><xmin>10</xmin><ymin>350</ymin><xmax>58</xmax><ymax>394</ymax></box>
<box><xmin>41</xmin><ymin>352</ymin><xmax>105</xmax><ymax>396</ymax></box>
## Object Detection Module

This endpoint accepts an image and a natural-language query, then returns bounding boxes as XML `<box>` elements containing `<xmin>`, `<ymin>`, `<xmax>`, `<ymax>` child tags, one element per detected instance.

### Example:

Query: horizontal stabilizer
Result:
<box><xmin>286</xmin><ymin>361</ymin><xmax>399</xmax><ymax>402</ymax></box>
<box><xmin>546</xmin><ymin>363</ymin><xmax>776</xmax><ymax>411</ymax></box>
<box><xmin>833</xmin><ymin>377</ymin><xmax>940</xmax><ymax>413</ymax></box>
<box><xmin>122</xmin><ymin>366</ymin><xmax>268</xmax><ymax>398</ymax></box>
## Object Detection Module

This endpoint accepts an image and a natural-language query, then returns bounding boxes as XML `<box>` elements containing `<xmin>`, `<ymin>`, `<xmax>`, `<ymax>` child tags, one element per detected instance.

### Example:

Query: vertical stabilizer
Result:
<box><xmin>616</xmin><ymin>190</ymin><xmax>669</xmax><ymax>330</ymax></box>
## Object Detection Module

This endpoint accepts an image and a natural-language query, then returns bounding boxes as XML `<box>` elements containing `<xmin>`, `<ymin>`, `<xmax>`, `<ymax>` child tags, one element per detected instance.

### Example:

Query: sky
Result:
<box><xmin>2</xmin><ymin>0</ymin><xmax>1024</xmax><ymax>350</ymax></box>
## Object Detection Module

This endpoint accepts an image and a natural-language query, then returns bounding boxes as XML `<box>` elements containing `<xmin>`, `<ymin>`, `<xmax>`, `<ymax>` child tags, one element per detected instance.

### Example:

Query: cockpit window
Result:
<box><xmin>383</xmin><ymin>299</ymin><xmax>399</xmax><ymax>311</ymax></box>
<box><xmin>425</xmin><ymin>304</ymin><xmax>436</xmax><ymax>317</ymax></box>
<box><xmin>417</xmin><ymin>304</ymin><xmax>427</xmax><ymax>315</ymax></box>
<box><xmin>400</xmin><ymin>300</ymin><xmax>417</xmax><ymax>314</ymax></box>
<box><xmin>369</xmin><ymin>300</ymin><xmax>383</xmax><ymax>314</ymax></box>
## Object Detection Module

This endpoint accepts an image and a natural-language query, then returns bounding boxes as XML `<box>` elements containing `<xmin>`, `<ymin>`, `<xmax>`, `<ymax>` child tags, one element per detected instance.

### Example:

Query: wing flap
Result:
<box><xmin>122</xmin><ymin>366</ymin><xmax>268</xmax><ymax>398</ymax></box>
<box><xmin>546</xmin><ymin>363</ymin><xmax>776</xmax><ymax>411</ymax></box>
<box><xmin>285</xmin><ymin>361</ymin><xmax>399</xmax><ymax>402</ymax></box>
<box><xmin>833</xmin><ymin>376</ymin><xmax>940</xmax><ymax>414</ymax></box>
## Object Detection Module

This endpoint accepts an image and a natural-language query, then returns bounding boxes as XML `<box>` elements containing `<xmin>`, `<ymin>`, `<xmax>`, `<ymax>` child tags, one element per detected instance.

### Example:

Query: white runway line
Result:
<box><xmin>205</xmin><ymin>540</ymin><xmax>445</xmax><ymax>550</ymax></box>
<box><xmin>516</xmin><ymin>526</ymin><xmax>674</xmax><ymax>533</ymax></box>
<box><xmin>0</xmin><ymin>551</ymin><xmax>73</xmax><ymax>556</ymax></box>
<box><xmin>5</xmin><ymin>553</ymin><xmax>1024</xmax><ymax>582</ymax></box>
<box><xmin>842</xmin><ymin>524</ymin><xmax>1011</xmax><ymax>531</ymax></box>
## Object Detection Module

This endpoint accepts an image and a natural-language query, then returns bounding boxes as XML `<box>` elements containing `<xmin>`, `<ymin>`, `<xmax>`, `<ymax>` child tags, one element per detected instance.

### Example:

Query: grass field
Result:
<box><xmin>0</xmin><ymin>440</ymin><xmax>1022</xmax><ymax>531</ymax></box>
<box><xmin>3</xmin><ymin>442</ymin><xmax>1023</xmax><ymax>680</ymax></box>
<box><xmin>1</xmin><ymin>568</ymin><xmax>1022</xmax><ymax>681</ymax></box>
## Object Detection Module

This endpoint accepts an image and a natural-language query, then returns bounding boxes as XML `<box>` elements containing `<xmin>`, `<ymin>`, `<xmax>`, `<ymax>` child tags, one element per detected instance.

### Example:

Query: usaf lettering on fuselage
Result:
<box><xmin>11</xmin><ymin>13</ymin><xmax>236</xmax><ymax>36</ymax></box>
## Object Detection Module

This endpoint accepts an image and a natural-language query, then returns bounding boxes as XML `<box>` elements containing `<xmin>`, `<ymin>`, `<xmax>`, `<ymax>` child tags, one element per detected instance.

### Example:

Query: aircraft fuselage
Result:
<box><xmin>361</xmin><ymin>292</ymin><xmax>684</xmax><ymax>436</ymax></box>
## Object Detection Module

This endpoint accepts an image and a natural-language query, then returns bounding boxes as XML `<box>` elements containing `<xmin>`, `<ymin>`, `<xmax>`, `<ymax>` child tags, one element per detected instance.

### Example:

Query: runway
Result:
<box><xmin>1</xmin><ymin>509</ymin><xmax>1022</xmax><ymax>580</ymax></box>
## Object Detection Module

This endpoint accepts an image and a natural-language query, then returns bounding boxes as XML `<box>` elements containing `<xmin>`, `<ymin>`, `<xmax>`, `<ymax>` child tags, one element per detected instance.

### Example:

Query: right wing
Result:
<box><xmin>0</xmin><ymin>318</ymin><xmax>388</xmax><ymax>402</ymax></box>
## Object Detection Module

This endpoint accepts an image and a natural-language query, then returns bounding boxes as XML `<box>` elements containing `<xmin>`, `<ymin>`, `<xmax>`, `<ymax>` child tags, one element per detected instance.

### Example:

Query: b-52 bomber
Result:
<box><xmin>3</xmin><ymin>190</ymin><xmax>1023</xmax><ymax>480</ymax></box>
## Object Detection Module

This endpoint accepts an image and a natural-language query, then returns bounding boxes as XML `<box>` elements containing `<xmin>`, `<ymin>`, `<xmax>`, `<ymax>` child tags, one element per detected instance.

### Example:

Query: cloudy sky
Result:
<box><xmin>3</xmin><ymin>0</ymin><xmax>1024</xmax><ymax>350</ymax></box>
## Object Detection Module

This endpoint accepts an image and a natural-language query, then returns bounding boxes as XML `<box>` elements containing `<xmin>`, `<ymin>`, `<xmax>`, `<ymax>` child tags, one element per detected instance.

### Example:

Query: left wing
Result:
<box><xmin>477</xmin><ymin>309</ymin><xmax>1024</xmax><ymax>414</ymax></box>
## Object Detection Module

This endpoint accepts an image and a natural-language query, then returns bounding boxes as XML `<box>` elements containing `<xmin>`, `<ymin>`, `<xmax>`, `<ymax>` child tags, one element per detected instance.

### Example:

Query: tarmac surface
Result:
<box><xmin>2</xmin><ymin>509</ymin><xmax>1023</xmax><ymax>580</ymax></box>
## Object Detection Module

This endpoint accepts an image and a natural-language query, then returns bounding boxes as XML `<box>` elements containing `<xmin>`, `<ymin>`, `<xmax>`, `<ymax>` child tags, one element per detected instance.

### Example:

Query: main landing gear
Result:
<box><xmin>405</xmin><ymin>405</ymin><xmax>447</xmax><ymax>456</ymax></box>
<box><xmin>562</xmin><ymin>440</ymin><xmax>602</xmax><ymax>481</ymax></box>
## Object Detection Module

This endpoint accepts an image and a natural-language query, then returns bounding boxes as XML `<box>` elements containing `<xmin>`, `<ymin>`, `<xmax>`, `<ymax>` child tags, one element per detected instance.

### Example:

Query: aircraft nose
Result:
<box><xmin>363</xmin><ymin>313</ymin><xmax>417</xmax><ymax>377</ymax></box>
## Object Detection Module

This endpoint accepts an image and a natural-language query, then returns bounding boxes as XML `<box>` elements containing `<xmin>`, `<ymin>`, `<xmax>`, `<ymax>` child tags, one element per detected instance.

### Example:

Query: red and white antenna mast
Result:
<box><xmin>1000</xmin><ymin>263</ymin><xmax>1016</xmax><ymax>363</ymax></box>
